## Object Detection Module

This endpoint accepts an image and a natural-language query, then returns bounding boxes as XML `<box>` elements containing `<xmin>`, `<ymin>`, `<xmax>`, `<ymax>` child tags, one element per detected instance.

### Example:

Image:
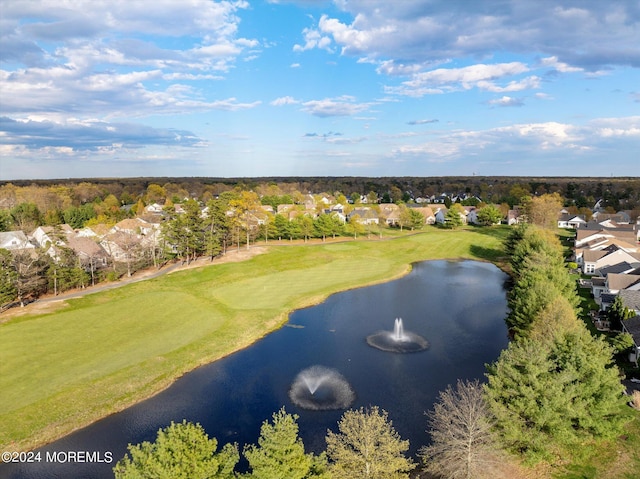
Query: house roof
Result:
<box><xmin>620</xmin><ymin>290</ymin><xmax>640</xmax><ymax>312</ymax></box>
<box><xmin>114</xmin><ymin>218</ymin><xmax>153</xmax><ymax>232</ymax></box>
<box><xmin>607</xmin><ymin>273</ymin><xmax>640</xmax><ymax>291</ymax></box>
<box><xmin>66</xmin><ymin>236</ymin><xmax>108</xmax><ymax>258</ymax></box>
<box><xmin>601</xmin><ymin>293</ymin><xmax>617</xmax><ymax>305</ymax></box>
<box><xmin>623</xmin><ymin>315</ymin><xmax>640</xmax><ymax>344</ymax></box>
<box><xmin>349</xmin><ymin>208</ymin><xmax>378</xmax><ymax>219</ymax></box>
<box><xmin>583</xmin><ymin>249</ymin><xmax>609</xmax><ymax>262</ymax></box>
<box><xmin>599</xmin><ymin>262</ymin><xmax>635</xmax><ymax>276</ymax></box>
<box><xmin>0</xmin><ymin>231</ymin><xmax>32</xmax><ymax>249</ymax></box>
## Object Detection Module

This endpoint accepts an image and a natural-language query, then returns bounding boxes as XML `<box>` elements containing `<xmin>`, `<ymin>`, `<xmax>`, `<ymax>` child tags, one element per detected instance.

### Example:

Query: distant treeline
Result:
<box><xmin>2</xmin><ymin>176</ymin><xmax>639</xmax><ymax>210</ymax></box>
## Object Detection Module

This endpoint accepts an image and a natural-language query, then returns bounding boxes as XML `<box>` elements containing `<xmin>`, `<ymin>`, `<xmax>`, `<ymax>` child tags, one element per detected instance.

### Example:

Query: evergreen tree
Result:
<box><xmin>326</xmin><ymin>406</ymin><xmax>415</xmax><ymax>479</ymax></box>
<box><xmin>0</xmin><ymin>249</ymin><xmax>18</xmax><ymax>306</ymax></box>
<box><xmin>607</xmin><ymin>295</ymin><xmax>635</xmax><ymax>331</ymax></box>
<box><xmin>243</xmin><ymin>407</ymin><xmax>328</xmax><ymax>479</ymax></box>
<box><xmin>485</xmin><ymin>323</ymin><xmax>626</xmax><ymax>462</ymax></box>
<box><xmin>444</xmin><ymin>204</ymin><xmax>464</xmax><ymax>228</ymax></box>
<box><xmin>113</xmin><ymin>420</ymin><xmax>238</xmax><ymax>479</ymax></box>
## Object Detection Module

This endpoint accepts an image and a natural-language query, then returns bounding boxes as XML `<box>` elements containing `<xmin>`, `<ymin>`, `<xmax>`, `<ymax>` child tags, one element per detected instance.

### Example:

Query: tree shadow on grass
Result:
<box><xmin>469</xmin><ymin>243</ymin><xmax>506</xmax><ymax>263</ymax></box>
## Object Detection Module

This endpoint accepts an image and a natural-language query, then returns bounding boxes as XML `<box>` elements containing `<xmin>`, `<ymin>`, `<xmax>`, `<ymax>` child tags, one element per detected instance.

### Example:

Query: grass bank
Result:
<box><xmin>0</xmin><ymin>227</ymin><xmax>508</xmax><ymax>452</ymax></box>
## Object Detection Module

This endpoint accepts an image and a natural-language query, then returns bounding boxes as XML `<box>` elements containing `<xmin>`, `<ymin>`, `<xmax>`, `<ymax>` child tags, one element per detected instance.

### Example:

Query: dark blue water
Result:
<box><xmin>2</xmin><ymin>260</ymin><xmax>509</xmax><ymax>479</ymax></box>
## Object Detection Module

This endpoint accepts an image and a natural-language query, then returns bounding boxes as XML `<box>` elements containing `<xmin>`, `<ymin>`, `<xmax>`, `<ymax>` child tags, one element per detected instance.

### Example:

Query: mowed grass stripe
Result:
<box><xmin>0</xmin><ymin>228</ymin><xmax>508</xmax><ymax>451</ymax></box>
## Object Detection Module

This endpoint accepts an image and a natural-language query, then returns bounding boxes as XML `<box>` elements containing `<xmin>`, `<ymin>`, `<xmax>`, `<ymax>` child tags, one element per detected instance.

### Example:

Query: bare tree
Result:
<box><xmin>420</xmin><ymin>379</ymin><xmax>501</xmax><ymax>479</ymax></box>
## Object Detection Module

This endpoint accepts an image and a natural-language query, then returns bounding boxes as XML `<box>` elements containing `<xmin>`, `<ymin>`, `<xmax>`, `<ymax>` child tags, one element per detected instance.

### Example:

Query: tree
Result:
<box><xmin>525</xmin><ymin>192</ymin><xmax>563</xmax><ymax>230</ymax></box>
<box><xmin>314</xmin><ymin>214</ymin><xmax>334</xmax><ymax>242</ymax></box>
<box><xmin>243</xmin><ymin>407</ymin><xmax>328</xmax><ymax>479</ymax></box>
<box><xmin>420</xmin><ymin>380</ymin><xmax>501</xmax><ymax>479</ymax></box>
<box><xmin>145</xmin><ymin>183</ymin><xmax>166</xmax><ymax>204</ymax></box>
<box><xmin>10</xmin><ymin>202</ymin><xmax>42</xmax><ymax>231</ymax></box>
<box><xmin>399</xmin><ymin>206</ymin><xmax>423</xmax><ymax>231</ymax></box>
<box><xmin>0</xmin><ymin>248</ymin><xmax>18</xmax><ymax>307</ymax></box>
<box><xmin>113</xmin><ymin>420</ymin><xmax>238</xmax><ymax>479</ymax></box>
<box><xmin>476</xmin><ymin>205</ymin><xmax>503</xmax><ymax>226</ymax></box>
<box><xmin>444</xmin><ymin>204</ymin><xmax>464</xmax><ymax>229</ymax></box>
<box><xmin>10</xmin><ymin>248</ymin><xmax>50</xmax><ymax>306</ymax></box>
<box><xmin>506</xmin><ymin>250</ymin><xmax>578</xmax><ymax>337</ymax></box>
<box><xmin>346</xmin><ymin>216</ymin><xmax>365</xmax><ymax>239</ymax></box>
<box><xmin>485</xmin><ymin>323</ymin><xmax>626</xmax><ymax>462</ymax></box>
<box><xmin>297</xmin><ymin>215</ymin><xmax>315</xmax><ymax>242</ymax></box>
<box><xmin>326</xmin><ymin>406</ymin><xmax>415</xmax><ymax>479</ymax></box>
<box><xmin>606</xmin><ymin>295</ymin><xmax>635</xmax><ymax>331</ymax></box>
<box><xmin>273</xmin><ymin>214</ymin><xmax>290</xmax><ymax>241</ymax></box>
<box><xmin>0</xmin><ymin>209</ymin><xmax>13</xmax><ymax>232</ymax></box>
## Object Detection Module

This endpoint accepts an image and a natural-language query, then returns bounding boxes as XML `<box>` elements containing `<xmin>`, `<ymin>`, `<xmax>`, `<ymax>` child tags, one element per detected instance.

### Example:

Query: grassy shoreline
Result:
<box><xmin>1</xmin><ymin>228</ymin><xmax>510</xmax><ymax>452</ymax></box>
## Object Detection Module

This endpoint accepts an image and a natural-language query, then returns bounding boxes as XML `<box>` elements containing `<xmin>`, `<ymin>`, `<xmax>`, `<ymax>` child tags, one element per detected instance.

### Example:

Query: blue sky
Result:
<box><xmin>1</xmin><ymin>0</ymin><xmax>639</xmax><ymax>180</ymax></box>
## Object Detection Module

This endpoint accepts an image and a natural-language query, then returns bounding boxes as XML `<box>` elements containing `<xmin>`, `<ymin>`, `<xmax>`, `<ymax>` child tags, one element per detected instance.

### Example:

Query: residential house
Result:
<box><xmin>463</xmin><ymin>206</ymin><xmax>479</xmax><ymax>225</ymax></box>
<box><xmin>582</xmin><ymin>247</ymin><xmax>640</xmax><ymax>275</ymax></box>
<box><xmin>435</xmin><ymin>207</ymin><xmax>466</xmax><ymax>225</ymax></box>
<box><xmin>76</xmin><ymin>224</ymin><xmax>111</xmax><ymax>239</ymax></box>
<box><xmin>507</xmin><ymin>207</ymin><xmax>525</xmax><ymax>225</ymax></box>
<box><xmin>31</xmin><ymin>224</ymin><xmax>74</xmax><ymax>249</ymax></box>
<box><xmin>622</xmin><ymin>315</ymin><xmax>640</xmax><ymax>364</ymax></box>
<box><xmin>348</xmin><ymin>208</ymin><xmax>379</xmax><ymax>225</ymax></box>
<box><xmin>575</xmin><ymin>237</ymin><xmax>638</xmax><ymax>266</ymax></box>
<box><xmin>557</xmin><ymin>214</ymin><xmax>586</xmax><ymax>229</ymax></box>
<box><xmin>277</xmin><ymin>204</ymin><xmax>297</xmax><ymax>219</ymax></box>
<box><xmin>144</xmin><ymin>203</ymin><xmax>165</xmax><ymax>214</ymax></box>
<box><xmin>606</xmin><ymin>273</ymin><xmax>640</xmax><ymax>294</ymax></box>
<box><xmin>323</xmin><ymin>204</ymin><xmax>346</xmax><ymax>223</ymax></box>
<box><xmin>65</xmin><ymin>235</ymin><xmax>109</xmax><ymax>270</ymax></box>
<box><xmin>409</xmin><ymin>205</ymin><xmax>436</xmax><ymax>225</ymax></box>
<box><xmin>0</xmin><ymin>231</ymin><xmax>34</xmax><ymax>250</ymax></box>
<box><xmin>379</xmin><ymin>204</ymin><xmax>400</xmax><ymax>226</ymax></box>
<box><xmin>112</xmin><ymin>218</ymin><xmax>158</xmax><ymax>237</ymax></box>
<box><xmin>577</xmin><ymin>221</ymin><xmax>639</xmax><ymax>242</ymax></box>
<box><xmin>619</xmin><ymin>290</ymin><xmax>640</xmax><ymax>315</ymax></box>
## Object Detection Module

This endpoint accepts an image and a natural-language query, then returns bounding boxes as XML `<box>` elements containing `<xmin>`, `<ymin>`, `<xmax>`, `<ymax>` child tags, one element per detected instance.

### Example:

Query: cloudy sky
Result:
<box><xmin>1</xmin><ymin>0</ymin><xmax>639</xmax><ymax>180</ymax></box>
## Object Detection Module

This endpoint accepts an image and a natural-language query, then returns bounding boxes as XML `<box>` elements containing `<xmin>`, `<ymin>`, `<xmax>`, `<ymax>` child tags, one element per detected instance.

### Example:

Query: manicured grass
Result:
<box><xmin>0</xmin><ymin>227</ymin><xmax>509</xmax><ymax>451</ymax></box>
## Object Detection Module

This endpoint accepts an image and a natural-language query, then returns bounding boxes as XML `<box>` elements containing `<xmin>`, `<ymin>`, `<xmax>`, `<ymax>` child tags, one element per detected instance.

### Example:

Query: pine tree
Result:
<box><xmin>113</xmin><ymin>420</ymin><xmax>238</xmax><ymax>479</ymax></box>
<box><xmin>326</xmin><ymin>406</ymin><xmax>415</xmax><ymax>479</ymax></box>
<box><xmin>485</xmin><ymin>323</ymin><xmax>626</xmax><ymax>462</ymax></box>
<box><xmin>243</xmin><ymin>407</ymin><xmax>328</xmax><ymax>479</ymax></box>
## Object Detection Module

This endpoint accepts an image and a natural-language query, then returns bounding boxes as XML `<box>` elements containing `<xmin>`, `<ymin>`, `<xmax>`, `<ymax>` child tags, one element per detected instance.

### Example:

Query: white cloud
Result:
<box><xmin>386</xmin><ymin>62</ymin><xmax>534</xmax><ymax>97</ymax></box>
<box><xmin>391</xmin><ymin>117</ymin><xmax>640</xmax><ymax>164</ymax></box>
<box><xmin>488</xmin><ymin>96</ymin><xmax>524</xmax><ymax>107</ymax></box>
<box><xmin>271</xmin><ymin>96</ymin><xmax>299</xmax><ymax>106</ymax></box>
<box><xmin>539</xmin><ymin>56</ymin><xmax>583</xmax><ymax>73</ymax></box>
<box><xmin>300</xmin><ymin>1</ymin><xmax>640</xmax><ymax>71</ymax></box>
<box><xmin>301</xmin><ymin>96</ymin><xmax>371</xmax><ymax>117</ymax></box>
<box><xmin>0</xmin><ymin>0</ymin><xmax>259</xmax><ymax>122</ymax></box>
<box><xmin>293</xmin><ymin>25</ymin><xmax>333</xmax><ymax>52</ymax></box>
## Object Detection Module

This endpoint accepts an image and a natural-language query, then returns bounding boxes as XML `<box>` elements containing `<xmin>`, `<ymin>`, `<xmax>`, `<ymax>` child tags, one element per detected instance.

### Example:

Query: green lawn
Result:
<box><xmin>0</xmin><ymin>227</ymin><xmax>509</xmax><ymax>451</ymax></box>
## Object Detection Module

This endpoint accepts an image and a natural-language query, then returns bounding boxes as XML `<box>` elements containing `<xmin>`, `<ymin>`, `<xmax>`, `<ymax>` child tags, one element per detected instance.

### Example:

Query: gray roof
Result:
<box><xmin>620</xmin><ymin>290</ymin><xmax>640</xmax><ymax>312</ymax></box>
<box><xmin>623</xmin><ymin>315</ymin><xmax>640</xmax><ymax>344</ymax></box>
<box><xmin>598</xmin><ymin>262</ymin><xmax>635</xmax><ymax>276</ymax></box>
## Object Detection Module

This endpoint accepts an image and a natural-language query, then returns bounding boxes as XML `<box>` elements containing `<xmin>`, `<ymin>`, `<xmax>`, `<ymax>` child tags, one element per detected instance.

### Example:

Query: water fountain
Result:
<box><xmin>366</xmin><ymin>317</ymin><xmax>429</xmax><ymax>353</ymax></box>
<box><xmin>289</xmin><ymin>365</ymin><xmax>355</xmax><ymax>410</ymax></box>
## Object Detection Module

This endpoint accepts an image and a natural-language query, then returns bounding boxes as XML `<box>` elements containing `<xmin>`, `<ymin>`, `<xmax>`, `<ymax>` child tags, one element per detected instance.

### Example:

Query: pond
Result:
<box><xmin>3</xmin><ymin>260</ymin><xmax>509</xmax><ymax>479</ymax></box>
